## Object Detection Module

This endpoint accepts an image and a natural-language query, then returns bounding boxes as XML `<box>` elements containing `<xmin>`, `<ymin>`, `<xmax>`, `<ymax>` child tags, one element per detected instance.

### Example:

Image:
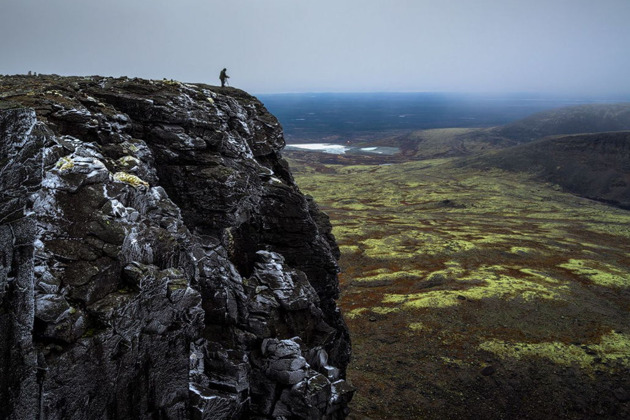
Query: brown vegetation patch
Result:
<box><xmin>291</xmin><ymin>156</ymin><xmax>630</xmax><ymax>419</ymax></box>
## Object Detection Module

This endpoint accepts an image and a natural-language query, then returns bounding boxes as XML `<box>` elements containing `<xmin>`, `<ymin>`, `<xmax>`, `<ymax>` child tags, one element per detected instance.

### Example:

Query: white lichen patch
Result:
<box><xmin>117</xmin><ymin>155</ymin><xmax>140</xmax><ymax>168</ymax></box>
<box><xmin>44</xmin><ymin>90</ymin><xmax>64</xmax><ymax>97</ymax></box>
<box><xmin>46</xmin><ymin>154</ymin><xmax>109</xmax><ymax>190</ymax></box>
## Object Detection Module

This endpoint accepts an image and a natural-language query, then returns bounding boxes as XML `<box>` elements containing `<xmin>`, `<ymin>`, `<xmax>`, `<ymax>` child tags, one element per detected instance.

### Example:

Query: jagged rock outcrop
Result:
<box><xmin>0</xmin><ymin>75</ymin><xmax>353</xmax><ymax>419</ymax></box>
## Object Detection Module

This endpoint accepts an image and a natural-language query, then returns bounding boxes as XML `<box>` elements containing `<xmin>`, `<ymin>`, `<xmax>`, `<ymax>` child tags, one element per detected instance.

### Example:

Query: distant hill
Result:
<box><xmin>463</xmin><ymin>131</ymin><xmax>630</xmax><ymax>209</ymax></box>
<box><xmin>492</xmin><ymin>103</ymin><xmax>630</xmax><ymax>142</ymax></box>
<box><xmin>357</xmin><ymin>128</ymin><xmax>516</xmax><ymax>159</ymax></box>
<box><xmin>282</xmin><ymin>102</ymin><xmax>630</xmax><ymax>207</ymax></box>
<box><xmin>354</xmin><ymin>103</ymin><xmax>630</xmax><ymax>160</ymax></box>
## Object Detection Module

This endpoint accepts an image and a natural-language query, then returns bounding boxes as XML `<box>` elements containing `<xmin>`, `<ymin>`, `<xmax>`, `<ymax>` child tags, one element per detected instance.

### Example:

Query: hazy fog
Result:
<box><xmin>1</xmin><ymin>0</ymin><xmax>629</xmax><ymax>95</ymax></box>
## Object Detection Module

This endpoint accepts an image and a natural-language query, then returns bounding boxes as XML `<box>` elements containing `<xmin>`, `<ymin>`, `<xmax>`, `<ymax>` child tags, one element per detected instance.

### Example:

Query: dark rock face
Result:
<box><xmin>0</xmin><ymin>75</ymin><xmax>353</xmax><ymax>419</ymax></box>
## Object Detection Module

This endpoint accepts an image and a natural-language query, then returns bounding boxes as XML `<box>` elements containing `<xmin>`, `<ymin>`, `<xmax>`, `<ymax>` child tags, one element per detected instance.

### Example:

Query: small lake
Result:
<box><xmin>284</xmin><ymin>143</ymin><xmax>400</xmax><ymax>155</ymax></box>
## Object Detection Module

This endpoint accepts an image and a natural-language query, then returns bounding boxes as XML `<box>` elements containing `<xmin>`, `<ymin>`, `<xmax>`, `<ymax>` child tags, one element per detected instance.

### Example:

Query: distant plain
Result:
<box><xmin>271</xmin><ymin>93</ymin><xmax>630</xmax><ymax>419</ymax></box>
<box><xmin>259</xmin><ymin>92</ymin><xmax>630</xmax><ymax>142</ymax></box>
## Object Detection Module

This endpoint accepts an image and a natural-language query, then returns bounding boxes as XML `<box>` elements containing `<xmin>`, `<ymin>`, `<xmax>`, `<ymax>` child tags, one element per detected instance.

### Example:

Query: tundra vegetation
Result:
<box><xmin>288</xmin><ymin>153</ymin><xmax>630</xmax><ymax>419</ymax></box>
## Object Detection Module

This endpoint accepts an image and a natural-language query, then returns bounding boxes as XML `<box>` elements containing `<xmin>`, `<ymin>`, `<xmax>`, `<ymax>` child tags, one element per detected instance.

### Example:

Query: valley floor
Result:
<box><xmin>288</xmin><ymin>155</ymin><xmax>630</xmax><ymax>419</ymax></box>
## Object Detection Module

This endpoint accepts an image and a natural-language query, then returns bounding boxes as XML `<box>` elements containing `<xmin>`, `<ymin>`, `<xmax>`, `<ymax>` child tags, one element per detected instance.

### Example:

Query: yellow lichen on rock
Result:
<box><xmin>56</xmin><ymin>156</ymin><xmax>75</xmax><ymax>171</ymax></box>
<box><xmin>113</xmin><ymin>172</ymin><xmax>149</xmax><ymax>188</ymax></box>
<box><xmin>162</xmin><ymin>79</ymin><xmax>181</xmax><ymax>87</ymax></box>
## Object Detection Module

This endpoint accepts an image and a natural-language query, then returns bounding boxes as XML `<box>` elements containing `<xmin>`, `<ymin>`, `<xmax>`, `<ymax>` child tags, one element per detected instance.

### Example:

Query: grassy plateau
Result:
<box><xmin>287</xmin><ymin>153</ymin><xmax>630</xmax><ymax>419</ymax></box>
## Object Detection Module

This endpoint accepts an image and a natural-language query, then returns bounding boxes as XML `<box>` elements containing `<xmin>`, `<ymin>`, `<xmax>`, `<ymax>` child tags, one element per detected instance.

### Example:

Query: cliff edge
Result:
<box><xmin>0</xmin><ymin>75</ymin><xmax>353</xmax><ymax>419</ymax></box>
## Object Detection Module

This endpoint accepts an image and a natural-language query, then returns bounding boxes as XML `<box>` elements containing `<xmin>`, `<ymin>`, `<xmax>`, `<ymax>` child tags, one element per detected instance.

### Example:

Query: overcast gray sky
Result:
<box><xmin>1</xmin><ymin>0</ymin><xmax>629</xmax><ymax>94</ymax></box>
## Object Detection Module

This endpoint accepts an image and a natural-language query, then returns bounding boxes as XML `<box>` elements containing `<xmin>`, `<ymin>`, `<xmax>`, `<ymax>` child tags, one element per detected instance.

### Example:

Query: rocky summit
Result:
<box><xmin>0</xmin><ymin>75</ymin><xmax>353</xmax><ymax>419</ymax></box>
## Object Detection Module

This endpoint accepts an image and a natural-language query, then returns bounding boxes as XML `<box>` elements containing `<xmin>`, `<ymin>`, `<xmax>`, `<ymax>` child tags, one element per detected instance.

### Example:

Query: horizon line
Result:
<box><xmin>254</xmin><ymin>90</ymin><xmax>630</xmax><ymax>99</ymax></box>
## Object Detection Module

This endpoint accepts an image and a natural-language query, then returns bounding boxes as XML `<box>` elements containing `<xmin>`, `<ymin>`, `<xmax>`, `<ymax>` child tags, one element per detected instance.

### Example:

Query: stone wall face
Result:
<box><xmin>0</xmin><ymin>76</ymin><xmax>352</xmax><ymax>419</ymax></box>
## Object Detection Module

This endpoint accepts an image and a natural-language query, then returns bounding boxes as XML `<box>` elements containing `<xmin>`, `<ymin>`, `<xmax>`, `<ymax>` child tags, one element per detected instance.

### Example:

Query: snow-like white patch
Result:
<box><xmin>109</xmin><ymin>199</ymin><xmax>128</xmax><ymax>218</ymax></box>
<box><xmin>121</xmin><ymin>227</ymin><xmax>154</xmax><ymax>265</ymax></box>
<box><xmin>225</xmin><ymin>133</ymin><xmax>254</xmax><ymax>159</ymax></box>
<box><xmin>285</xmin><ymin>143</ymin><xmax>349</xmax><ymax>154</ymax></box>
<box><xmin>189</xmin><ymin>383</ymin><xmax>218</xmax><ymax>401</ymax></box>
<box><xmin>286</xmin><ymin>143</ymin><xmax>401</xmax><ymax>156</ymax></box>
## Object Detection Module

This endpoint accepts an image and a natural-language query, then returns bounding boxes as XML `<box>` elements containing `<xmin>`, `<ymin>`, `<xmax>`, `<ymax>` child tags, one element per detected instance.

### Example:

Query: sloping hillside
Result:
<box><xmin>492</xmin><ymin>103</ymin><xmax>630</xmax><ymax>142</ymax></box>
<box><xmin>345</xmin><ymin>104</ymin><xmax>630</xmax><ymax>161</ymax></box>
<box><xmin>463</xmin><ymin>131</ymin><xmax>630</xmax><ymax>208</ymax></box>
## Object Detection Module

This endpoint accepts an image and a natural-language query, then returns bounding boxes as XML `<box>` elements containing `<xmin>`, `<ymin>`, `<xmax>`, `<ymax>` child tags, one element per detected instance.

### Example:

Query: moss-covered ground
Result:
<box><xmin>289</xmin><ymin>154</ymin><xmax>630</xmax><ymax>419</ymax></box>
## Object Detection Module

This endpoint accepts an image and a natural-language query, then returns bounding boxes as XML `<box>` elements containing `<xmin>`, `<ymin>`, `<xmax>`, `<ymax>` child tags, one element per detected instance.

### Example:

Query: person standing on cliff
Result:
<box><xmin>220</xmin><ymin>68</ymin><xmax>230</xmax><ymax>87</ymax></box>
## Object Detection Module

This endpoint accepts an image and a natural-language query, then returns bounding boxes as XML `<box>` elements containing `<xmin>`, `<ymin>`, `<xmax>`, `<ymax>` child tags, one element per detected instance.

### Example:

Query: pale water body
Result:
<box><xmin>285</xmin><ymin>143</ymin><xmax>400</xmax><ymax>155</ymax></box>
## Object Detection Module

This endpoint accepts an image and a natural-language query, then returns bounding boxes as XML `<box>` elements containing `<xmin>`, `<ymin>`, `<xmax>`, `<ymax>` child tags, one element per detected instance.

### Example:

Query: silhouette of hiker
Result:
<box><xmin>220</xmin><ymin>68</ymin><xmax>230</xmax><ymax>87</ymax></box>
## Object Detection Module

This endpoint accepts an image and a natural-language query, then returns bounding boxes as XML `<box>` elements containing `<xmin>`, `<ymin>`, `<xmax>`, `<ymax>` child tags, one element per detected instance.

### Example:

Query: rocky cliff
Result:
<box><xmin>0</xmin><ymin>75</ymin><xmax>353</xmax><ymax>419</ymax></box>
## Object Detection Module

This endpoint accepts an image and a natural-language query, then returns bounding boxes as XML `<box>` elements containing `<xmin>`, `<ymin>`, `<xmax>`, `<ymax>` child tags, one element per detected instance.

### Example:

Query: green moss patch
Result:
<box><xmin>558</xmin><ymin>259</ymin><xmax>629</xmax><ymax>288</ymax></box>
<box><xmin>479</xmin><ymin>331</ymin><xmax>630</xmax><ymax>371</ymax></box>
<box><xmin>289</xmin><ymin>155</ymin><xmax>630</xmax><ymax>419</ymax></box>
